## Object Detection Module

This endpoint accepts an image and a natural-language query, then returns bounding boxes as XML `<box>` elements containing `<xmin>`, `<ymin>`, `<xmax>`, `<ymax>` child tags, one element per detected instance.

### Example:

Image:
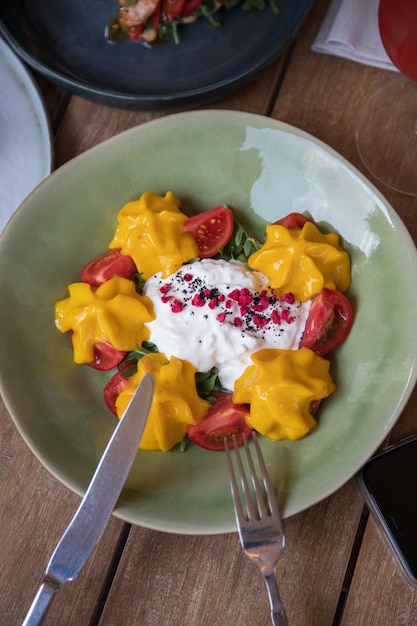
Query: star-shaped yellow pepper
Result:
<box><xmin>233</xmin><ymin>347</ymin><xmax>336</xmax><ymax>441</ymax></box>
<box><xmin>109</xmin><ymin>191</ymin><xmax>199</xmax><ymax>280</ymax></box>
<box><xmin>115</xmin><ymin>353</ymin><xmax>210</xmax><ymax>451</ymax></box>
<box><xmin>248</xmin><ymin>221</ymin><xmax>351</xmax><ymax>302</ymax></box>
<box><xmin>54</xmin><ymin>276</ymin><xmax>155</xmax><ymax>364</ymax></box>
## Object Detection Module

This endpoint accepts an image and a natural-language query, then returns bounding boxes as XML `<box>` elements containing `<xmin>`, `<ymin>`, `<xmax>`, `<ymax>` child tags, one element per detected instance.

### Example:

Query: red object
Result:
<box><xmin>379</xmin><ymin>0</ymin><xmax>417</xmax><ymax>82</ymax></box>
<box><xmin>103</xmin><ymin>362</ymin><xmax>132</xmax><ymax>415</ymax></box>
<box><xmin>187</xmin><ymin>394</ymin><xmax>252</xmax><ymax>451</ymax></box>
<box><xmin>152</xmin><ymin>0</ymin><xmax>162</xmax><ymax>30</ymax></box>
<box><xmin>70</xmin><ymin>332</ymin><xmax>126</xmax><ymax>372</ymax></box>
<box><xmin>162</xmin><ymin>0</ymin><xmax>186</xmax><ymax>20</ymax></box>
<box><xmin>180</xmin><ymin>0</ymin><xmax>203</xmax><ymax>16</ymax></box>
<box><xmin>184</xmin><ymin>206</ymin><xmax>234</xmax><ymax>258</ymax></box>
<box><xmin>128</xmin><ymin>25</ymin><xmax>145</xmax><ymax>42</ymax></box>
<box><xmin>299</xmin><ymin>288</ymin><xmax>353</xmax><ymax>356</ymax></box>
<box><xmin>274</xmin><ymin>212</ymin><xmax>311</xmax><ymax>229</ymax></box>
<box><xmin>80</xmin><ymin>249</ymin><xmax>137</xmax><ymax>286</ymax></box>
<box><xmin>87</xmin><ymin>342</ymin><xmax>127</xmax><ymax>372</ymax></box>
<box><xmin>309</xmin><ymin>399</ymin><xmax>321</xmax><ymax>415</ymax></box>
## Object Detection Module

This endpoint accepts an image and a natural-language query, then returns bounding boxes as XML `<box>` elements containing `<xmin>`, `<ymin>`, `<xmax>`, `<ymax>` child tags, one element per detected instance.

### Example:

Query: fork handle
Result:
<box><xmin>264</xmin><ymin>573</ymin><xmax>289</xmax><ymax>626</ymax></box>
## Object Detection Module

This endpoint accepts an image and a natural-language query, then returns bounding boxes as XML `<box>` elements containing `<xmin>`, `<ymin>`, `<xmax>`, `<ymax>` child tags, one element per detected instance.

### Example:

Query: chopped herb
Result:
<box><xmin>195</xmin><ymin>367</ymin><xmax>227</xmax><ymax>401</ymax></box>
<box><xmin>119</xmin><ymin>341</ymin><xmax>159</xmax><ymax>377</ymax></box>
<box><xmin>133</xmin><ymin>273</ymin><xmax>146</xmax><ymax>294</ymax></box>
<box><xmin>218</xmin><ymin>220</ymin><xmax>262</xmax><ymax>263</ymax></box>
<box><xmin>180</xmin><ymin>434</ymin><xmax>191</xmax><ymax>452</ymax></box>
<box><xmin>116</xmin><ymin>0</ymin><xmax>279</xmax><ymax>46</ymax></box>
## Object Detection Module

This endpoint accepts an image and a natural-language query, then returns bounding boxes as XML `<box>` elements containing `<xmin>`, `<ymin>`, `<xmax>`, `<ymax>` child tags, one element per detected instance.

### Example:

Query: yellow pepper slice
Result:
<box><xmin>115</xmin><ymin>353</ymin><xmax>210</xmax><ymax>451</ymax></box>
<box><xmin>54</xmin><ymin>276</ymin><xmax>155</xmax><ymax>364</ymax></box>
<box><xmin>248</xmin><ymin>221</ymin><xmax>351</xmax><ymax>302</ymax></box>
<box><xmin>233</xmin><ymin>347</ymin><xmax>336</xmax><ymax>441</ymax></box>
<box><xmin>109</xmin><ymin>190</ymin><xmax>199</xmax><ymax>280</ymax></box>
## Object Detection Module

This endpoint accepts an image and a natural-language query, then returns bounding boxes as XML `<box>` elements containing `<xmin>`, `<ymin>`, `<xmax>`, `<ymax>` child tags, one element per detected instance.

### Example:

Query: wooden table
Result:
<box><xmin>1</xmin><ymin>1</ymin><xmax>417</xmax><ymax>624</ymax></box>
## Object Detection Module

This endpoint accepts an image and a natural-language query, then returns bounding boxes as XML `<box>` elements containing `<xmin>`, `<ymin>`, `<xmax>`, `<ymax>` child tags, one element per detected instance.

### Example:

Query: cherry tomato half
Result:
<box><xmin>300</xmin><ymin>288</ymin><xmax>353</xmax><ymax>356</ymax></box>
<box><xmin>87</xmin><ymin>342</ymin><xmax>127</xmax><ymax>372</ymax></box>
<box><xmin>187</xmin><ymin>394</ymin><xmax>252</xmax><ymax>451</ymax></box>
<box><xmin>183</xmin><ymin>206</ymin><xmax>234</xmax><ymax>258</ymax></box>
<box><xmin>103</xmin><ymin>362</ymin><xmax>133</xmax><ymax>415</ymax></box>
<box><xmin>69</xmin><ymin>332</ymin><xmax>126</xmax><ymax>372</ymax></box>
<box><xmin>80</xmin><ymin>249</ymin><xmax>137</xmax><ymax>286</ymax></box>
<box><xmin>274</xmin><ymin>212</ymin><xmax>311</xmax><ymax>229</ymax></box>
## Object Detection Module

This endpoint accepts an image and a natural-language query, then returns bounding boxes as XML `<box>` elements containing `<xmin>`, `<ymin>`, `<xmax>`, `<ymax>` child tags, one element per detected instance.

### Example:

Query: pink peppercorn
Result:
<box><xmin>253</xmin><ymin>315</ymin><xmax>268</xmax><ymax>328</ymax></box>
<box><xmin>184</xmin><ymin>273</ymin><xmax>193</xmax><ymax>282</ymax></box>
<box><xmin>234</xmin><ymin>317</ymin><xmax>243</xmax><ymax>327</ymax></box>
<box><xmin>171</xmin><ymin>299</ymin><xmax>183</xmax><ymax>313</ymax></box>
<box><xmin>217</xmin><ymin>312</ymin><xmax>226</xmax><ymax>323</ymax></box>
<box><xmin>191</xmin><ymin>294</ymin><xmax>205</xmax><ymax>307</ymax></box>
<box><xmin>281</xmin><ymin>309</ymin><xmax>294</xmax><ymax>324</ymax></box>
<box><xmin>228</xmin><ymin>289</ymin><xmax>240</xmax><ymax>301</ymax></box>
<box><xmin>259</xmin><ymin>295</ymin><xmax>270</xmax><ymax>309</ymax></box>
<box><xmin>160</xmin><ymin>283</ymin><xmax>170</xmax><ymax>294</ymax></box>
<box><xmin>271</xmin><ymin>310</ymin><xmax>281</xmax><ymax>324</ymax></box>
<box><xmin>238</xmin><ymin>289</ymin><xmax>252</xmax><ymax>307</ymax></box>
<box><xmin>282</xmin><ymin>292</ymin><xmax>295</xmax><ymax>304</ymax></box>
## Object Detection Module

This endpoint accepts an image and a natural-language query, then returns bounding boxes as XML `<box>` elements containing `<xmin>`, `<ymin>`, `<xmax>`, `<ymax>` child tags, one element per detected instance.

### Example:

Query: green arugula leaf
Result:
<box><xmin>154</xmin><ymin>0</ymin><xmax>279</xmax><ymax>44</ymax></box>
<box><xmin>195</xmin><ymin>367</ymin><xmax>227</xmax><ymax>401</ymax></box>
<box><xmin>119</xmin><ymin>342</ymin><xmax>159</xmax><ymax>377</ymax></box>
<box><xmin>133</xmin><ymin>273</ymin><xmax>146</xmax><ymax>294</ymax></box>
<box><xmin>217</xmin><ymin>220</ymin><xmax>262</xmax><ymax>263</ymax></box>
<box><xmin>179</xmin><ymin>434</ymin><xmax>191</xmax><ymax>452</ymax></box>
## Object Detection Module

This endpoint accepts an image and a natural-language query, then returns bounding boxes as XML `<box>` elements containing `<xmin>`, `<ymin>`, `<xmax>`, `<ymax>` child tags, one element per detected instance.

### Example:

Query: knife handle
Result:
<box><xmin>22</xmin><ymin>578</ymin><xmax>60</xmax><ymax>626</ymax></box>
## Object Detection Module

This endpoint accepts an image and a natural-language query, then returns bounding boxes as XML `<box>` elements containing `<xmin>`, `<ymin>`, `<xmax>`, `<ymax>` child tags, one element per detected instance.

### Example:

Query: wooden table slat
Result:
<box><xmin>1</xmin><ymin>1</ymin><xmax>417</xmax><ymax>623</ymax></box>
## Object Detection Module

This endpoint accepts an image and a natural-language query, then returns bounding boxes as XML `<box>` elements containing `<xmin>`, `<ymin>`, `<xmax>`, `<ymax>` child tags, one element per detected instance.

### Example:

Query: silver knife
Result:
<box><xmin>22</xmin><ymin>373</ymin><xmax>154</xmax><ymax>626</ymax></box>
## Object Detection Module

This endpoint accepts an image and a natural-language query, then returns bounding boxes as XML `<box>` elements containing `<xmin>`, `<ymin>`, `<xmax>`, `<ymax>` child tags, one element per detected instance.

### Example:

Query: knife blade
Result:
<box><xmin>22</xmin><ymin>372</ymin><xmax>154</xmax><ymax>626</ymax></box>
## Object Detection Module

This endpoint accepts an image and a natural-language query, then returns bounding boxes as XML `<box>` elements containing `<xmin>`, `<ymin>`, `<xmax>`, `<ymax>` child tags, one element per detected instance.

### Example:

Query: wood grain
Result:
<box><xmin>0</xmin><ymin>398</ymin><xmax>129</xmax><ymax>624</ymax></box>
<box><xmin>269</xmin><ymin>11</ymin><xmax>417</xmax><ymax>626</ymax></box>
<box><xmin>341</xmin><ymin>516</ymin><xmax>417</xmax><ymax>626</ymax></box>
<box><xmin>271</xmin><ymin>13</ymin><xmax>417</xmax><ymax>239</ymax></box>
<box><xmin>97</xmin><ymin>479</ymin><xmax>364</xmax><ymax>626</ymax></box>
<box><xmin>1</xmin><ymin>0</ymin><xmax>417</xmax><ymax>624</ymax></box>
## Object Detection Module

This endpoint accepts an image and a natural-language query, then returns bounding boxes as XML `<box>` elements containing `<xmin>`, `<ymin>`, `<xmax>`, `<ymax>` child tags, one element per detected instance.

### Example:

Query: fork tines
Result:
<box><xmin>225</xmin><ymin>432</ymin><xmax>279</xmax><ymax>523</ymax></box>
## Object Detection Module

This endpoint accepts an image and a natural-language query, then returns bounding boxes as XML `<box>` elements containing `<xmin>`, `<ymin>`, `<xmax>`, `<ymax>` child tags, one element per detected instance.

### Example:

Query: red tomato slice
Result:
<box><xmin>180</xmin><ymin>0</ymin><xmax>203</xmax><ymax>15</ymax></box>
<box><xmin>103</xmin><ymin>362</ymin><xmax>132</xmax><ymax>415</ymax></box>
<box><xmin>70</xmin><ymin>332</ymin><xmax>126</xmax><ymax>372</ymax></box>
<box><xmin>183</xmin><ymin>206</ymin><xmax>234</xmax><ymax>258</ymax></box>
<box><xmin>187</xmin><ymin>394</ymin><xmax>252</xmax><ymax>451</ymax></box>
<box><xmin>162</xmin><ymin>0</ymin><xmax>186</xmax><ymax>19</ymax></box>
<box><xmin>300</xmin><ymin>288</ymin><xmax>353</xmax><ymax>356</ymax></box>
<box><xmin>274</xmin><ymin>212</ymin><xmax>311</xmax><ymax>229</ymax></box>
<box><xmin>87</xmin><ymin>342</ymin><xmax>127</xmax><ymax>372</ymax></box>
<box><xmin>127</xmin><ymin>25</ymin><xmax>144</xmax><ymax>42</ymax></box>
<box><xmin>309</xmin><ymin>399</ymin><xmax>321</xmax><ymax>416</ymax></box>
<box><xmin>152</xmin><ymin>0</ymin><xmax>162</xmax><ymax>29</ymax></box>
<box><xmin>80</xmin><ymin>249</ymin><xmax>137</xmax><ymax>286</ymax></box>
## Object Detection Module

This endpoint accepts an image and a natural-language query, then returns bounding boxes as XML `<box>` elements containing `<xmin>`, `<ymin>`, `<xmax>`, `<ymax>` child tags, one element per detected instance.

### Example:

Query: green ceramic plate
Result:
<box><xmin>1</xmin><ymin>110</ymin><xmax>416</xmax><ymax>534</ymax></box>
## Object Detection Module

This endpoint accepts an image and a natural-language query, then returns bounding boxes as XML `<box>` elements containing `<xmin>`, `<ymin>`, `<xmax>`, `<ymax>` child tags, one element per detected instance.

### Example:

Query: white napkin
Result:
<box><xmin>312</xmin><ymin>0</ymin><xmax>397</xmax><ymax>71</ymax></box>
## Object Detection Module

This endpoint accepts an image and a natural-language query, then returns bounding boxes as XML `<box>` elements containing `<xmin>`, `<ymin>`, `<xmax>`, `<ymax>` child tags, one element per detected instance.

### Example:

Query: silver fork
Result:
<box><xmin>225</xmin><ymin>432</ymin><xmax>289</xmax><ymax>626</ymax></box>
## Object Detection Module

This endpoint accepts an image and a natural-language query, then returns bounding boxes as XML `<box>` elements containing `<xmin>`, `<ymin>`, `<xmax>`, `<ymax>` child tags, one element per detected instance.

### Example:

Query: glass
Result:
<box><xmin>356</xmin><ymin>0</ymin><xmax>417</xmax><ymax>196</ymax></box>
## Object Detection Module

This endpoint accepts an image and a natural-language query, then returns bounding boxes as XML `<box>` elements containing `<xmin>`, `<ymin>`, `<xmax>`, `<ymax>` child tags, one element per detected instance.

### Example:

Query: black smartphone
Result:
<box><xmin>358</xmin><ymin>433</ymin><xmax>417</xmax><ymax>586</ymax></box>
